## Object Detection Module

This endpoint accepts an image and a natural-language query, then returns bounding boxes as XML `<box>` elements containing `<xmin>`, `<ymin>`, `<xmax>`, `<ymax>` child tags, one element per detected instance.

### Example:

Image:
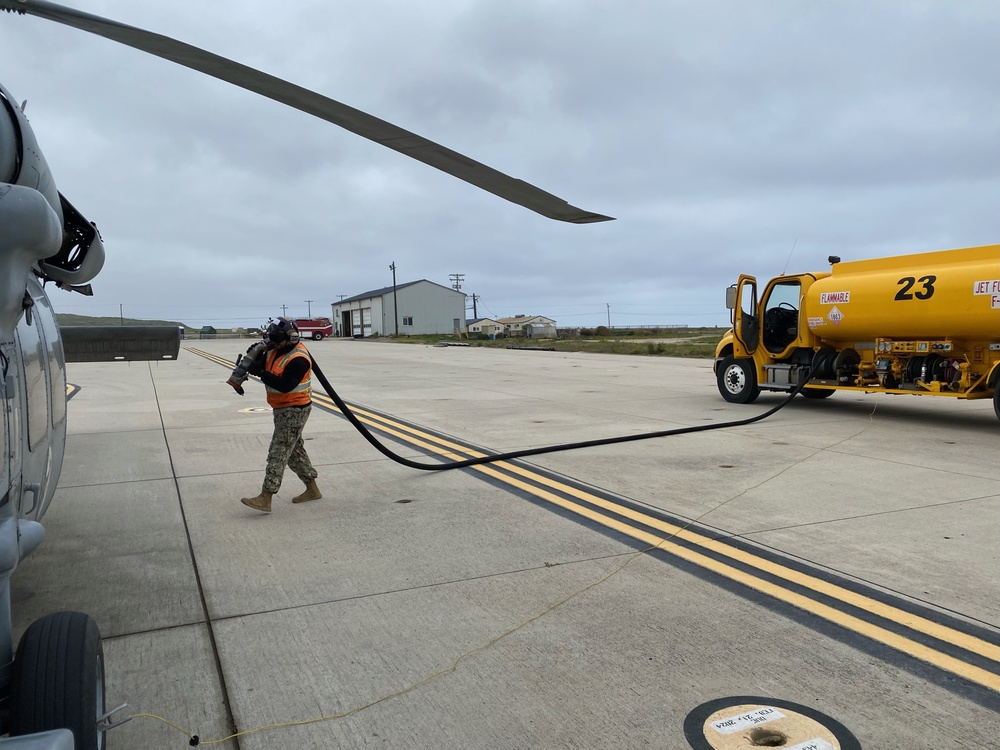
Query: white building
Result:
<box><xmin>496</xmin><ymin>315</ymin><xmax>557</xmax><ymax>338</ymax></box>
<box><xmin>466</xmin><ymin>318</ymin><xmax>503</xmax><ymax>337</ymax></box>
<box><xmin>333</xmin><ymin>280</ymin><xmax>466</xmax><ymax>337</ymax></box>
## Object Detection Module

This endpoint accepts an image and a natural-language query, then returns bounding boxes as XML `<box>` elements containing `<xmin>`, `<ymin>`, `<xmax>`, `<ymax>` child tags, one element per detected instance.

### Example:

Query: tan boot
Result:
<box><xmin>292</xmin><ymin>480</ymin><xmax>322</xmax><ymax>504</ymax></box>
<box><xmin>240</xmin><ymin>491</ymin><xmax>273</xmax><ymax>513</ymax></box>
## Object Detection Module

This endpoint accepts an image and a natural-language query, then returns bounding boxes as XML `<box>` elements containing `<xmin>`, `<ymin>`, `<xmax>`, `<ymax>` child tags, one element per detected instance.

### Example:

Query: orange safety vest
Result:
<box><xmin>264</xmin><ymin>343</ymin><xmax>312</xmax><ymax>408</ymax></box>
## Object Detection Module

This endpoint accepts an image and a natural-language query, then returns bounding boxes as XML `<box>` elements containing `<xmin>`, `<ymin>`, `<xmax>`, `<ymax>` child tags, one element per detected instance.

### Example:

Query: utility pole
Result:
<box><xmin>389</xmin><ymin>262</ymin><xmax>399</xmax><ymax>336</ymax></box>
<box><xmin>281</xmin><ymin>304</ymin><xmax>288</xmax><ymax>317</ymax></box>
<box><xmin>606</xmin><ymin>303</ymin><xmax>611</xmax><ymax>328</ymax></box>
<box><xmin>470</xmin><ymin>294</ymin><xmax>479</xmax><ymax>319</ymax></box>
<box><xmin>305</xmin><ymin>300</ymin><xmax>313</xmax><ymax>317</ymax></box>
<box><xmin>119</xmin><ymin>304</ymin><xmax>124</xmax><ymax>325</ymax></box>
<box><xmin>449</xmin><ymin>273</ymin><xmax>465</xmax><ymax>291</ymax></box>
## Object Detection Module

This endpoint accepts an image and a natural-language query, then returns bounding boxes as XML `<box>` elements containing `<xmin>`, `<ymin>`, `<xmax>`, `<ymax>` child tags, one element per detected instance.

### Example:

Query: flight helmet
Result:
<box><xmin>266</xmin><ymin>317</ymin><xmax>300</xmax><ymax>346</ymax></box>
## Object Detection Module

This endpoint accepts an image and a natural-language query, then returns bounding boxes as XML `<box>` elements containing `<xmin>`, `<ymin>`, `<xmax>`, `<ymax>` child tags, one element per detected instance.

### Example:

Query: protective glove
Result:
<box><xmin>246</xmin><ymin>340</ymin><xmax>268</xmax><ymax>358</ymax></box>
<box><xmin>246</xmin><ymin>358</ymin><xmax>265</xmax><ymax>376</ymax></box>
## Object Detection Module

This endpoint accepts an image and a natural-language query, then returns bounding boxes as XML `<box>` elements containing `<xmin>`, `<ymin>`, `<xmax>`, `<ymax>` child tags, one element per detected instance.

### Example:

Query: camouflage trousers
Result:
<box><xmin>262</xmin><ymin>405</ymin><xmax>318</xmax><ymax>494</ymax></box>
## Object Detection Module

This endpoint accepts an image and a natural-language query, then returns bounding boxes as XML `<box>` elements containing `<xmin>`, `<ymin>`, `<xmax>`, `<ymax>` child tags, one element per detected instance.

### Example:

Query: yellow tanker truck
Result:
<box><xmin>714</xmin><ymin>244</ymin><xmax>1000</xmax><ymax>421</ymax></box>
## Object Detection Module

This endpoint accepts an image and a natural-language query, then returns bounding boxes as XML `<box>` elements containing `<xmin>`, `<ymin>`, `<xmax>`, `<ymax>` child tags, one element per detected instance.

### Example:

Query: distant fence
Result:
<box><xmin>608</xmin><ymin>324</ymin><xmax>689</xmax><ymax>329</ymax></box>
<box><xmin>193</xmin><ymin>332</ymin><xmax>259</xmax><ymax>340</ymax></box>
<box><xmin>556</xmin><ymin>325</ymin><xmax>726</xmax><ymax>335</ymax></box>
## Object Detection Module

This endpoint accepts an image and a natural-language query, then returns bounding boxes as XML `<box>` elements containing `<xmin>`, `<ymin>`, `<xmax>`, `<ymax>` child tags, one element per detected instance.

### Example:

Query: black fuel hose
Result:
<box><xmin>309</xmin><ymin>357</ymin><xmax>813</xmax><ymax>472</ymax></box>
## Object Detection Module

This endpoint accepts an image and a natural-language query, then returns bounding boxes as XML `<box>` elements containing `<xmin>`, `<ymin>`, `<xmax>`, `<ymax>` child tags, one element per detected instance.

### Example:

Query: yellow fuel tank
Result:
<box><xmin>805</xmin><ymin>244</ymin><xmax>1000</xmax><ymax>342</ymax></box>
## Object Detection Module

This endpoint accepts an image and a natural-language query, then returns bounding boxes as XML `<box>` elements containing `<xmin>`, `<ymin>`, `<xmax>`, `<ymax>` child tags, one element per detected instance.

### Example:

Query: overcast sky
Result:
<box><xmin>2</xmin><ymin>1</ymin><xmax>997</xmax><ymax>329</ymax></box>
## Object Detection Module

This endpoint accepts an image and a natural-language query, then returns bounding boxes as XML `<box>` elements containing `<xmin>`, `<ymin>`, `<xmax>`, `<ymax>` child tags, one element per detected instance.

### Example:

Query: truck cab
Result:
<box><xmin>716</xmin><ymin>272</ymin><xmax>832</xmax><ymax>403</ymax></box>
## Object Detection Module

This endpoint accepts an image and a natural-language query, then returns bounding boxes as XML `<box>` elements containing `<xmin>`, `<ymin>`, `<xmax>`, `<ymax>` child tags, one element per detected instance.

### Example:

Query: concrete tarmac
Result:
<box><xmin>11</xmin><ymin>338</ymin><xmax>1000</xmax><ymax>748</ymax></box>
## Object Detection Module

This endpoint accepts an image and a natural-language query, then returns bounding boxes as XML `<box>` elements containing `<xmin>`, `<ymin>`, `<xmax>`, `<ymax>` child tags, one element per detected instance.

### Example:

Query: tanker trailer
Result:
<box><xmin>713</xmin><ymin>244</ymin><xmax>1000</xmax><ymax>421</ymax></box>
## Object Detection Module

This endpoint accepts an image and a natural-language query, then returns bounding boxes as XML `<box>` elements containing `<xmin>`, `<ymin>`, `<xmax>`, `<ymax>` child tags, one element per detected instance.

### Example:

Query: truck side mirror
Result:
<box><xmin>725</xmin><ymin>286</ymin><xmax>737</xmax><ymax>310</ymax></box>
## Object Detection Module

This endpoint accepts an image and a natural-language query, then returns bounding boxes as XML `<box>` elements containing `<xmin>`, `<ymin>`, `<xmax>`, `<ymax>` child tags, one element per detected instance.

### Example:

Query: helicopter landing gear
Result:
<box><xmin>9</xmin><ymin>612</ymin><xmax>108</xmax><ymax>750</ymax></box>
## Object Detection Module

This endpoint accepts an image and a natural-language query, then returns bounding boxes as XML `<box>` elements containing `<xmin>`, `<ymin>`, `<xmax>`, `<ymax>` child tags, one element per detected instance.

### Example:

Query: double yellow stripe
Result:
<box><xmin>193</xmin><ymin>347</ymin><xmax>1000</xmax><ymax>693</ymax></box>
<box><xmin>308</xmin><ymin>392</ymin><xmax>1000</xmax><ymax>693</ymax></box>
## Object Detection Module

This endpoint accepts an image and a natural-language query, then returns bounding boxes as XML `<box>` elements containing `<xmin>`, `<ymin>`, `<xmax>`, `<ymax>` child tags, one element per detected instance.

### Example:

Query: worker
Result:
<box><xmin>240</xmin><ymin>318</ymin><xmax>322</xmax><ymax>513</ymax></box>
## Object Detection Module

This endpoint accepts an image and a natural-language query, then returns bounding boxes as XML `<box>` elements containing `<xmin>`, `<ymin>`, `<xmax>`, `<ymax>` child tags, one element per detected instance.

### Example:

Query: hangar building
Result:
<box><xmin>332</xmin><ymin>280</ymin><xmax>466</xmax><ymax>337</ymax></box>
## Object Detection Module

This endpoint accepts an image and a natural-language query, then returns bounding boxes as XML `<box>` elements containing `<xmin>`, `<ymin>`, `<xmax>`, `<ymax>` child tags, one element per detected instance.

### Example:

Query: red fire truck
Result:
<box><xmin>294</xmin><ymin>317</ymin><xmax>334</xmax><ymax>340</ymax></box>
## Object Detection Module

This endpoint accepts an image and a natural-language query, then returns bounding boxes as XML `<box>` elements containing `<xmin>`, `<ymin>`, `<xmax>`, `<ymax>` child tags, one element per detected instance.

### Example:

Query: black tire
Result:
<box><xmin>10</xmin><ymin>612</ymin><xmax>106</xmax><ymax>750</ymax></box>
<box><xmin>994</xmin><ymin>384</ymin><xmax>999</xmax><ymax>423</ymax></box>
<box><xmin>801</xmin><ymin>387</ymin><xmax>835</xmax><ymax>399</ymax></box>
<box><xmin>312</xmin><ymin>332</ymin><xmax>324</xmax><ymax>341</ymax></box>
<box><xmin>717</xmin><ymin>356</ymin><xmax>760</xmax><ymax>404</ymax></box>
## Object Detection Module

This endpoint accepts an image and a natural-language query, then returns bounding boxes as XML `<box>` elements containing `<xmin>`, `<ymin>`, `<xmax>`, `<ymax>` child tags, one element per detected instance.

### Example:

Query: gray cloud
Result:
<box><xmin>2</xmin><ymin>0</ymin><xmax>996</xmax><ymax>329</ymax></box>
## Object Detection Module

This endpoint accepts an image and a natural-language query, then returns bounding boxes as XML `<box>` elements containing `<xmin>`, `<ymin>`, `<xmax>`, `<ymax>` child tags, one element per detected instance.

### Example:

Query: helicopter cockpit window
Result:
<box><xmin>762</xmin><ymin>281</ymin><xmax>801</xmax><ymax>354</ymax></box>
<box><xmin>0</xmin><ymin>88</ymin><xmax>23</xmax><ymax>183</ymax></box>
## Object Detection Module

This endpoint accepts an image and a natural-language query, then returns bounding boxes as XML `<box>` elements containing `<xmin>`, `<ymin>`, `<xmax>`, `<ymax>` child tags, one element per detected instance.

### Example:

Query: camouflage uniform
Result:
<box><xmin>262</xmin><ymin>404</ymin><xmax>318</xmax><ymax>494</ymax></box>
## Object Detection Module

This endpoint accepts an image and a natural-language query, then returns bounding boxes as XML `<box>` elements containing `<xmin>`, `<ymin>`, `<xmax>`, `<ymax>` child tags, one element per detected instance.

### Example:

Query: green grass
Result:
<box><xmin>383</xmin><ymin>328</ymin><xmax>728</xmax><ymax>358</ymax></box>
<box><xmin>53</xmin><ymin>316</ymin><xmax>728</xmax><ymax>358</ymax></box>
<box><xmin>57</xmin><ymin>313</ymin><xmax>193</xmax><ymax>330</ymax></box>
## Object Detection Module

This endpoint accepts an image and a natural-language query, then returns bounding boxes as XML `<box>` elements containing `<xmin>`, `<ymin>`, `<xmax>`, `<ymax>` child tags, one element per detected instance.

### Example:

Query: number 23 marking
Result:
<box><xmin>895</xmin><ymin>275</ymin><xmax>936</xmax><ymax>301</ymax></box>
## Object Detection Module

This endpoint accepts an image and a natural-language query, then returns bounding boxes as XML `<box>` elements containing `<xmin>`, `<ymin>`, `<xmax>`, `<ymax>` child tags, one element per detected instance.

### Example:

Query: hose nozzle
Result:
<box><xmin>225</xmin><ymin>341</ymin><xmax>268</xmax><ymax>395</ymax></box>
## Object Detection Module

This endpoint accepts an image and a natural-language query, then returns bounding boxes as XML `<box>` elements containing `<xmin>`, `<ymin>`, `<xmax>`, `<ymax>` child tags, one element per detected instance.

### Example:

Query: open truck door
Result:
<box><xmin>718</xmin><ymin>275</ymin><xmax>762</xmax><ymax>404</ymax></box>
<box><xmin>730</xmin><ymin>275</ymin><xmax>759</xmax><ymax>356</ymax></box>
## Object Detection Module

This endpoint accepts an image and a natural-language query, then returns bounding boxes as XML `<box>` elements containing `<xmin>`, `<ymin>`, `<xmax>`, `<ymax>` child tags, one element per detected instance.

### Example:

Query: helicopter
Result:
<box><xmin>0</xmin><ymin>1</ymin><xmax>611</xmax><ymax>747</ymax></box>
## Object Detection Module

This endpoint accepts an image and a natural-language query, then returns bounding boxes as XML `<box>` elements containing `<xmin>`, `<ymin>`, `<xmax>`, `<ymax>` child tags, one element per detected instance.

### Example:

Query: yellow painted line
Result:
<box><xmin>466</xmin><ymin>463</ymin><xmax>1000</xmax><ymax>694</ymax></box>
<box><xmin>314</xmin><ymin>393</ymin><xmax>1000</xmax><ymax>673</ymax></box>
<box><xmin>191</xmin><ymin>347</ymin><xmax>1000</xmax><ymax>686</ymax></box>
<box><xmin>312</xmin><ymin>390</ymin><xmax>1000</xmax><ymax>668</ymax></box>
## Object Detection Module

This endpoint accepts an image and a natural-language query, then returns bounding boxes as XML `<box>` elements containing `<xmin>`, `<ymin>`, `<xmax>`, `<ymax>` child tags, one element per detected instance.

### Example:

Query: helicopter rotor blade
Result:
<box><xmin>1</xmin><ymin>0</ymin><xmax>614</xmax><ymax>224</ymax></box>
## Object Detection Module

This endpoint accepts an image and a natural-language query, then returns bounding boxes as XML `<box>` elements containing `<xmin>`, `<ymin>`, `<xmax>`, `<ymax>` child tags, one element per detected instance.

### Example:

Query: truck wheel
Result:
<box><xmin>994</xmin><ymin>385</ymin><xmax>999</xmax><ymax>423</ymax></box>
<box><xmin>717</xmin><ymin>356</ymin><xmax>760</xmax><ymax>404</ymax></box>
<box><xmin>9</xmin><ymin>612</ymin><xmax>106</xmax><ymax>750</ymax></box>
<box><xmin>801</xmin><ymin>388</ymin><xmax>835</xmax><ymax>399</ymax></box>
<box><xmin>312</xmin><ymin>332</ymin><xmax>324</xmax><ymax>341</ymax></box>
